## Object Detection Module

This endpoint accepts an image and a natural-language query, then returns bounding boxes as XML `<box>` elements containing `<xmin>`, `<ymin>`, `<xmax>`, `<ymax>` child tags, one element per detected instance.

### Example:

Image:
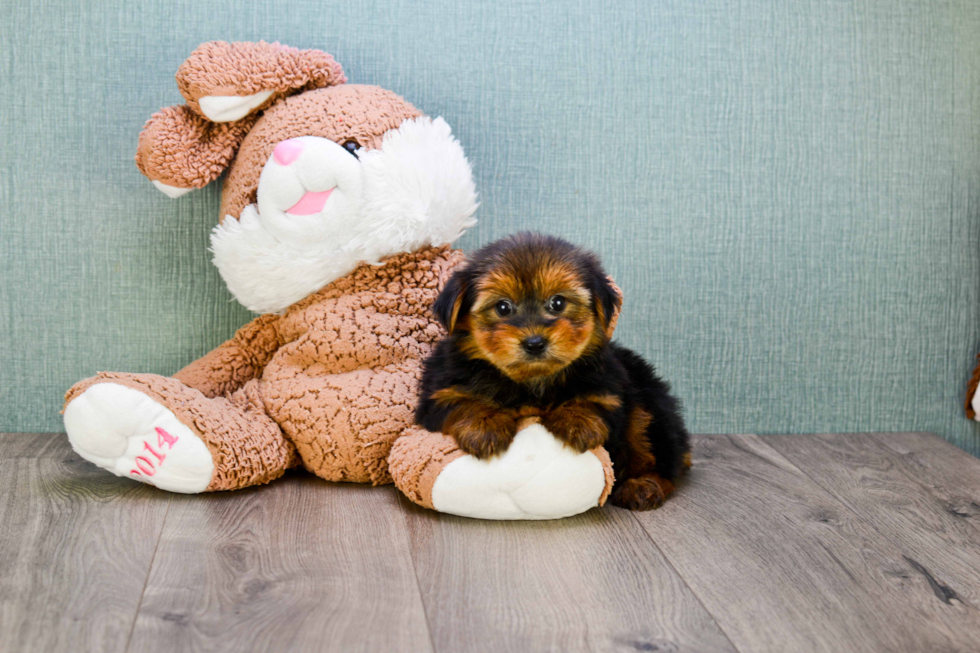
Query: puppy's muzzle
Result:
<box><xmin>521</xmin><ymin>335</ymin><xmax>548</xmax><ymax>357</ymax></box>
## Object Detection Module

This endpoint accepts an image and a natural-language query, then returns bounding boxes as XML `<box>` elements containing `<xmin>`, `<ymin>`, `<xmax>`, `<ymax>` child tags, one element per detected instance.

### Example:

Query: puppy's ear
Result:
<box><xmin>433</xmin><ymin>271</ymin><xmax>470</xmax><ymax>333</ymax></box>
<box><xmin>588</xmin><ymin>271</ymin><xmax>624</xmax><ymax>338</ymax></box>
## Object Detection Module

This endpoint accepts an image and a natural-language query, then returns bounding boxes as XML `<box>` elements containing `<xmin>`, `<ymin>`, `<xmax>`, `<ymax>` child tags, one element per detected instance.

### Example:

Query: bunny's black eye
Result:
<box><xmin>548</xmin><ymin>295</ymin><xmax>566</xmax><ymax>313</ymax></box>
<box><xmin>494</xmin><ymin>300</ymin><xmax>514</xmax><ymax>317</ymax></box>
<box><xmin>342</xmin><ymin>140</ymin><xmax>359</xmax><ymax>156</ymax></box>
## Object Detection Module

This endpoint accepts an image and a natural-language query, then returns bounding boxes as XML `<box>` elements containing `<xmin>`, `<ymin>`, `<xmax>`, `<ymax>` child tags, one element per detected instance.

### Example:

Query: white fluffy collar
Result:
<box><xmin>210</xmin><ymin>117</ymin><xmax>478</xmax><ymax>314</ymax></box>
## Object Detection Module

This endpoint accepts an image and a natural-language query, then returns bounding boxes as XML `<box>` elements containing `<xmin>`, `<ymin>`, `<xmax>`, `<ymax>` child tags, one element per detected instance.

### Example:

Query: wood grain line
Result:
<box><xmin>123</xmin><ymin>498</ymin><xmax>171</xmax><ymax>653</ymax></box>
<box><xmin>633</xmin><ymin>433</ymin><xmax>980</xmax><ymax>653</ymax></box>
<box><xmin>762</xmin><ymin>432</ymin><xmax>980</xmax><ymax>611</ymax></box>
<box><xmin>0</xmin><ymin>434</ymin><xmax>171</xmax><ymax>653</ymax></box>
<box><xmin>624</xmin><ymin>509</ymin><xmax>744</xmax><ymax>653</ymax></box>
<box><xmin>868</xmin><ymin>431</ymin><xmax>980</xmax><ymax>535</ymax></box>
<box><xmin>404</xmin><ymin>492</ymin><xmax>736</xmax><ymax>653</ymax></box>
<box><xmin>0</xmin><ymin>432</ymin><xmax>72</xmax><ymax>459</ymax></box>
<box><xmin>127</xmin><ymin>476</ymin><xmax>434</xmax><ymax>653</ymax></box>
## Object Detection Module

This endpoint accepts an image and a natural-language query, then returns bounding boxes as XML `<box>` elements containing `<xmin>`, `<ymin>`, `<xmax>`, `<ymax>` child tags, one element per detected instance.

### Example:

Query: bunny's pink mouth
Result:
<box><xmin>286</xmin><ymin>188</ymin><xmax>335</xmax><ymax>216</ymax></box>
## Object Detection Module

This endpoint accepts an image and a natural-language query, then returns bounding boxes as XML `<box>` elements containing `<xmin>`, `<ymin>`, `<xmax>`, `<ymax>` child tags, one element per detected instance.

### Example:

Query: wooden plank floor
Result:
<box><xmin>1</xmin><ymin>432</ymin><xmax>978</xmax><ymax>653</ymax></box>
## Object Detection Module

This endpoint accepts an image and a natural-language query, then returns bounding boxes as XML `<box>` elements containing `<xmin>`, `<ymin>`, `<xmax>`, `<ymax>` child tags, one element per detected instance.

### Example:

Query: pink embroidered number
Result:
<box><xmin>130</xmin><ymin>427</ymin><xmax>180</xmax><ymax>477</ymax></box>
<box><xmin>157</xmin><ymin>426</ymin><xmax>178</xmax><ymax>448</ymax></box>
<box><xmin>134</xmin><ymin>456</ymin><xmax>155</xmax><ymax>476</ymax></box>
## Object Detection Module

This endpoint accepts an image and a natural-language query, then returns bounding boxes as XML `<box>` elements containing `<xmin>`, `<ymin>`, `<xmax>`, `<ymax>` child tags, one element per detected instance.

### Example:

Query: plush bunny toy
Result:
<box><xmin>63</xmin><ymin>42</ymin><xmax>614</xmax><ymax>520</ymax></box>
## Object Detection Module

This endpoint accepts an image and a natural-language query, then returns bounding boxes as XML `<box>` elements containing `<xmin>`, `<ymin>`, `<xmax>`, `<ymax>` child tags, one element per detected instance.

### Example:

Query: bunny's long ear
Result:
<box><xmin>135</xmin><ymin>105</ymin><xmax>257</xmax><ymax>195</ymax></box>
<box><xmin>176</xmin><ymin>41</ymin><xmax>346</xmax><ymax>123</ymax></box>
<box><xmin>135</xmin><ymin>41</ymin><xmax>346</xmax><ymax>196</ymax></box>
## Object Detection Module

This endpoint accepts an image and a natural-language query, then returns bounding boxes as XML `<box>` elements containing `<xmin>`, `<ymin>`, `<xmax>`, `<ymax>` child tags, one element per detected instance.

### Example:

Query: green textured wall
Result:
<box><xmin>3</xmin><ymin>0</ymin><xmax>980</xmax><ymax>454</ymax></box>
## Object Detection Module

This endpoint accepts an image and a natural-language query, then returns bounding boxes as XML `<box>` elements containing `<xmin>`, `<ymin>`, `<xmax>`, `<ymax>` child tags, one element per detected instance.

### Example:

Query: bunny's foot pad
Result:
<box><xmin>64</xmin><ymin>382</ymin><xmax>214</xmax><ymax>493</ymax></box>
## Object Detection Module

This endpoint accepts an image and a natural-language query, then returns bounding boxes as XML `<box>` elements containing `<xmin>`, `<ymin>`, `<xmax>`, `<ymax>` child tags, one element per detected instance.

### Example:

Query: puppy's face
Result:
<box><xmin>435</xmin><ymin>234</ymin><xmax>621</xmax><ymax>384</ymax></box>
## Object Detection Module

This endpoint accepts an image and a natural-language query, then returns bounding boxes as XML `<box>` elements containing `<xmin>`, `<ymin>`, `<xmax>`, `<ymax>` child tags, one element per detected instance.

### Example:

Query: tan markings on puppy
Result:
<box><xmin>431</xmin><ymin>386</ymin><xmax>545</xmax><ymax>458</ymax></box>
<box><xmin>474</xmin><ymin>268</ymin><xmax>523</xmax><ymax>311</ymax></box>
<box><xmin>581</xmin><ymin>283</ymin><xmax>614</xmax><ymax>355</ymax></box>
<box><xmin>613</xmin><ymin>407</ymin><xmax>659</xmax><ymax>480</ymax></box>
<box><xmin>431</xmin><ymin>386</ymin><xmax>478</xmax><ymax>405</ymax></box>
<box><xmin>472</xmin><ymin>322</ymin><xmax>529</xmax><ymax>372</ymax></box>
<box><xmin>610</xmin><ymin>474</ymin><xmax>675</xmax><ymax>511</ymax></box>
<box><xmin>442</xmin><ymin>401</ymin><xmax>521</xmax><ymax>459</ymax></box>
<box><xmin>682</xmin><ymin>451</ymin><xmax>692</xmax><ymax>468</ymax></box>
<box><xmin>594</xmin><ymin>299</ymin><xmax>606</xmax><ymax>328</ymax></box>
<box><xmin>628</xmin><ymin>406</ymin><xmax>654</xmax><ymax>439</ymax></box>
<box><xmin>457</xmin><ymin>332</ymin><xmax>489</xmax><ymax>362</ymax></box>
<box><xmin>433</xmin><ymin>386</ymin><xmax>545</xmax><ymax>415</ymax></box>
<box><xmin>588</xmin><ymin>299</ymin><xmax>611</xmax><ymax>351</ymax></box>
<box><xmin>515</xmin><ymin>404</ymin><xmax>546</xmax><ymax>419</ymax></box>
<box><xmin>542</xmin><ymin>396</ymin><xmax>617</xmax><ymax>452</ymax></box>
<box><xmin>581</xmin><ymin>394</ymin><xmax>623</xmax><ymax>410</ymax></box>
<box><xmin>545</xmin><ymin>313</ymin><xmax>597</xmax><ymax>368</ymax></box>
<box><xmin>532</xmin><ymin>259</ymin><xmax>583</xmax><ymax>302</ymax></box>
<box><xmin>453</xmin><ymin>314</ymin><xmax>472</xmax><ymax>332</ymax></box>
<box><xmin>447</xmin><ymin>282</ymin><xmax>467</xmax><ymax>333</ymax></box>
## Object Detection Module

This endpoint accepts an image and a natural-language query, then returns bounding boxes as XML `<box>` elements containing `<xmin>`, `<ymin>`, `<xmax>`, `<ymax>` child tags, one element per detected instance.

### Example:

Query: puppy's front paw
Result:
<box><xmin>610</xmin><ymin>475</ymin><xmax>675</xmax><ymax>511</ymax></box>
<box><xmin>542</xmin><ymin>402</ymin><xmax>609</xmax><ymax>453</ymax></box>
<box><xmin>453</xmin><ymin>428</ymin><xmax>515</xmax><ymax>460</ymax></box>
<box><xmin>444</xmin><ymin>406</ymin><xmax>518</xmax><ymax>459</ymax></box>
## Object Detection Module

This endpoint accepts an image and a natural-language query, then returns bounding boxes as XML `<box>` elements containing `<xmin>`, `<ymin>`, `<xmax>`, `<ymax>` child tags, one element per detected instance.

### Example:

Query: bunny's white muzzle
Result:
<box><xmin>210</xmin><ymin>117</ymin><xmax>478</xmax><ymax>314</ymax></box>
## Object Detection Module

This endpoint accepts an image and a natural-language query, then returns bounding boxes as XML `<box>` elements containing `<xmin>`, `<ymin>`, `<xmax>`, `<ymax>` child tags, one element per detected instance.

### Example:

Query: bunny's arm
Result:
<box><xmin>174</xmin><ymin>314</ymin><xmax>283</xmax><ymax>399</ymax></box>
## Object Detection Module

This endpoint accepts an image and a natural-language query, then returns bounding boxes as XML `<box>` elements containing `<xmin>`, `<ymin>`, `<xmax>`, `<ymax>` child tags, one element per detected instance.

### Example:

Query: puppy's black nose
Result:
<box><xmin>522</xmin><ymin>335</ymin><xmax>548</xmax><ymax>356</ymax></box>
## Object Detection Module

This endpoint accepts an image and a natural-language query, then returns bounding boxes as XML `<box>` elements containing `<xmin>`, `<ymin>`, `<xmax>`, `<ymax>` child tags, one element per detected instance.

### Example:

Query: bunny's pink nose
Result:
<box><xmin>273</xmin><ymin>139</ymin><xmax>303</xmax><ymax>166</ymax></box>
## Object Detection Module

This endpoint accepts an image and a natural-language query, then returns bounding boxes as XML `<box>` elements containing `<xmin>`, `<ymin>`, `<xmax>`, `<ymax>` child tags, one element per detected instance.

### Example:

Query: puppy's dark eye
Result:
<box><xmin>547</xmin><ymin>295</ymin><xmax>566</xmax><ymax>313</ymax></box>
<box><xmin>494</xmin><ymin>300</ymin><xmax>514</xmax><ymax>317</ymax></box>
<box><xmin>342</xmin><ymin>140</ymin><xmax>359</xmax><ymax>156</ymax></box>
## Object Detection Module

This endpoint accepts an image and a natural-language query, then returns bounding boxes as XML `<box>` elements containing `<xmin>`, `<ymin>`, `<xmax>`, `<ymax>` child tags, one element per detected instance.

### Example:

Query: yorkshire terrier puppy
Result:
<box><xmin>416</xmin><ymin>232</ymin><xmax>691</xmax><ymax>510</ymax></box>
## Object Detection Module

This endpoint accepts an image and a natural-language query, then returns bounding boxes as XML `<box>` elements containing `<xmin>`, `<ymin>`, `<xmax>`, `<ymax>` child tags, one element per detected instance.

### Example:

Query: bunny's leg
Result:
<box><xmin>263</xmin><ymin>361</ymin><xmax>424</xmax><ymax>486</ymax></box>
<box><xmin>64</xmin><ymin>373</ymin><xmax>297</xmax><ymax>493</ymax></box>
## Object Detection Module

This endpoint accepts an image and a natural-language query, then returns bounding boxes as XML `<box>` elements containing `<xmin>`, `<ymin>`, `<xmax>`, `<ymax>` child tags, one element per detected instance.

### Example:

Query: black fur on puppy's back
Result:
<box><xmin>606</xmin><ymin>343</ymin><xmax>690</xmax><ymax>481</ymax></box>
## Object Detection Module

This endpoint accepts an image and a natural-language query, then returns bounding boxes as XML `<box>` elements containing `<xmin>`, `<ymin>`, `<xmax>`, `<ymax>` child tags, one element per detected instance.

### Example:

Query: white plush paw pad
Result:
<box><xmin>63</xmin><ymin>383</ymin><xmax>214</xmax><ymax>493</ymax></box>
<box><xmin>199</xmin><ymin>90</ymin><xmax>273</xmax><ymax>122</ymax></box>
<box><xmin>430</xmin><ymin>423</ymin><xmax>607</xmax><ymax>520</ymax></box>
<box><xmin>152</xmin><ymin>180</ymin><xmax>194</xmax><ymax>199</ymax></box>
